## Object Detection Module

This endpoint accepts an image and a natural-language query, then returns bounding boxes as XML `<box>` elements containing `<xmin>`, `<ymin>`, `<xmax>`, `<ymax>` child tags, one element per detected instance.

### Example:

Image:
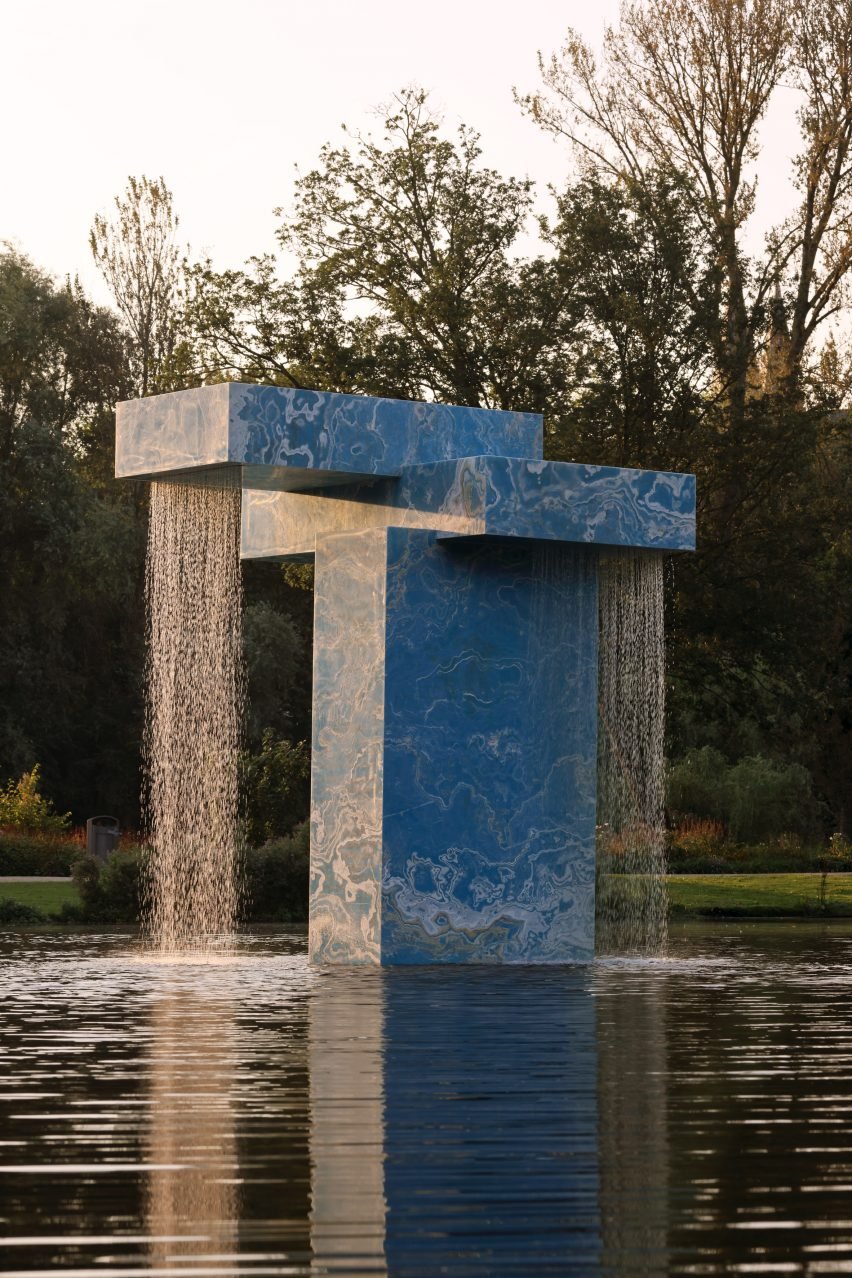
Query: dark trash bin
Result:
<box><xmin>86</xmin><ymin>815</ymin><xmax>120</xmax><ymax>862</ymax></box>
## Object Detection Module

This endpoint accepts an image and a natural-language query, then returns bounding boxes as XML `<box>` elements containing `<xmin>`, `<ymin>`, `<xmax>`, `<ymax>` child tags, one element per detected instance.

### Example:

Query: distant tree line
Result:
<box><xmin>1</xmin><ymin>0</ymin><xmax>850</xmax><ymax>835</ymax></box>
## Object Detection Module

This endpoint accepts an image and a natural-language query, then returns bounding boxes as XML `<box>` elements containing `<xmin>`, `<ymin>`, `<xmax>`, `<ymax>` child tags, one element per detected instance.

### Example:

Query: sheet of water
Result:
<box><xmin>597</xmin><ymin>549</ymin><xmax>667</xmax><ymax>953</ymax></box>
<box><xmin>3</xmin><ymin>924</ymin><xmax>852</xmax><ymax>1275</ymax></box>
<box><xmin>143</xmin><ymin>471</ymin><xmax>244</xmax><ymax>953</ymax></box>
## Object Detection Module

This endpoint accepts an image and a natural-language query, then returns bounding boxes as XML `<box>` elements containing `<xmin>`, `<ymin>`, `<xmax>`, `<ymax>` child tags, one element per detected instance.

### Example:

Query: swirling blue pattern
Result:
<box><xmin>241</xmin><ymin>456</ymin><xmax>695</xmax><ymax>558</ymax></box>
<box><xmin>381</xmin><ymin>532</ymin><xmax>598</xmax><ymax>963</ymax></box>
<box><xmin>309</xmin><ymin>528</ymin><xmax>598</xmax><ymax>965</ymax></box>
<box><xmin>117</xmin><ymin>381</ymin><xmax>696</xmax><ymax>965</ymax></box>
<box><xmin>116</xmin><ymin>383</ymin><xmax>542</xmax><ymax>480</ymax></box>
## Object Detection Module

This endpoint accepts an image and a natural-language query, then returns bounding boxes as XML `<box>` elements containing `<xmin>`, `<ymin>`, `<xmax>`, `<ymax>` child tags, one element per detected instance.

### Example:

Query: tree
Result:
<box><xmin>190</xmin><ymin>89</ymin><xmax>575</xmax><ymax>414</ymax></box>
<box><xmin>90</xmin><ymin>176</ymin><xmax>188</xmax><ymax>396</ymax></box>
<box><xmin>0</xmin><ymin>248</ymin><xmax>144</xmax><ymax>822</ymax></box>
<box><xmin>543</xmin><ymin>170</ymin><xmax>715</xmax><ymax>469</ymax></box>
<box><xmin>521</xmin><ymin>0</ymin><xmax>852</xmax><ymax>418</ymax></box>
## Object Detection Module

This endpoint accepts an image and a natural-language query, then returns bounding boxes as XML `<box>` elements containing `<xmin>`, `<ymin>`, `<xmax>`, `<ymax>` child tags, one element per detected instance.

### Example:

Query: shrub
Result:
<box><xmin>243</xmin><ymin>734</ymin><xmax>310</xmax><ymax>846</ymax></box>
<box><xmin>0</xmin><ymin>765</ymin><xmax>71</xmax><ymax>835</ymax></box>
<box><xmin>242</xmin><ymin>822</ymin><xmax>309</xmax><ymax>923</ymax></box>
<box><xmin>0</xmin><ymin>898</ymin><xmax>46</xmax><ymax>925</ymax></box>
<box><xmin>668</xmin><ymin>750</ymin><xmax>823</xmax><ymax>842</ymax></box>
<box><xmin>99</xmin><ymin>845</ymin><xmax>147</xmax><ymax>921</ymax></box>
<box><xmin>0</xmin><ymin>831</ymin><xmax>80</xmax><ymax>875</ymax></box>
<box><xmin>66</xmin><ymin>829</ymin><xmax>311</xmax><ymax>926</ymax></box>
<box><xmin>667</xmin><ymin>748</ymin><xmax>729</xmax><ymax>824</ymax></box>
<box><xmin>71</xmin><ymin>845</ymin><xmax>147</xmax><ymax>922</ymax></box>
<box><xmin>725</xmin><ymin>756</ymin><xmax>819</xmax><ymax>843</ymax></box>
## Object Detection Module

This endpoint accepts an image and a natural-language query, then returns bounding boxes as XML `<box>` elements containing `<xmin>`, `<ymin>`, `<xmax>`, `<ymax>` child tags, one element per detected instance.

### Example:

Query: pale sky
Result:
<box><xmin>2</xmin><ymin>0</ymin><xmax>799</xmax><ymax>308</ymax></box>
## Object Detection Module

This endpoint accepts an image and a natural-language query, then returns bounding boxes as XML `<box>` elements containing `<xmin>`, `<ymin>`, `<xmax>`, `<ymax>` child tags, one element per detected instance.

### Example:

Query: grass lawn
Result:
<box><xmin>0</xmin><ymin>880</ymin><xmax>80</xmax><ymax>914</ymax></box>
<box><xmin>2</xmin><ymin>874</ymin><xmax>851</xmax><ymax>924</ymax></box>
<box><xmin>666</xmin><ymin>873</ymin><xmax>852</xmax><ymax>916</ymax></box>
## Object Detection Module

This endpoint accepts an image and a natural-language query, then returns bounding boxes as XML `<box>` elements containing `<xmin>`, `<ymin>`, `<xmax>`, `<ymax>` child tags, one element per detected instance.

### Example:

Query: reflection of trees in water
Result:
<box><xmin>146</xmin><ymin>990</ymin><xmax>239</xmax><ymax>1265</ymax></box>
<box><xmin>597</xmin><ymin>976</ymin><xmax>669</xmax><ymax>1276</ymax></box>
<box><xmin>309</xmin><ymin>972</ymin><xmax>387</xmax><ymax>1275</ymax></box>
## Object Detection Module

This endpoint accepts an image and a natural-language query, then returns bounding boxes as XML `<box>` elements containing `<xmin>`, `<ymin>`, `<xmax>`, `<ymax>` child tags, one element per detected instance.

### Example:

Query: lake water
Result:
<box><xmin>2</xmin><ymin>922</ymin><xmax>852</xmax><ymax>1275</ymax></box>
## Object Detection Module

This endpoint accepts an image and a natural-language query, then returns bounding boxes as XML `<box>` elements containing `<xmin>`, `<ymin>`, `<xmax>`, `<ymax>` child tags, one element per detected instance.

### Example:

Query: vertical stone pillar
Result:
<box><xmin>310</xmin><ymin>528</ymin><xmax>598</xmax><ymax>965</ymax></box>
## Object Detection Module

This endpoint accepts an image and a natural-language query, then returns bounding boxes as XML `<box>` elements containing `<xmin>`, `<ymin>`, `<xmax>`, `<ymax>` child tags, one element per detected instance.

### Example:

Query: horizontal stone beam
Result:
<box><xmin>115</xmin><ymin>383</ymin><xmax>543</xmax><ymax>483</ymax></box>
<box><xmin>241</xmin><ymin>456</ymin><xmax>696</xmax><ymax>559</ymax></box>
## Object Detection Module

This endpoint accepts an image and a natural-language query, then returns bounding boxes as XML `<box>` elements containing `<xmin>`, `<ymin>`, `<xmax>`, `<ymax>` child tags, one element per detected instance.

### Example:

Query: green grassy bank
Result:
<box><xmin>2</xmin><ymin>871</ymin><xmax>852</xmax><ymax>925</ymax></box>
<box><xmin>0</xmin><ymin>879</ymin><xmax>79</xmax><ymax>915</ymax></box>
<box><xmin>666</xmin><ymin>872</ymin><xmax>852</xmax><ymax>917</ymax></box>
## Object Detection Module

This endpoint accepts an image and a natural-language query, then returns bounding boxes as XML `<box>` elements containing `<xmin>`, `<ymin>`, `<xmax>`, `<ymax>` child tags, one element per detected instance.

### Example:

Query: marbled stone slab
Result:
<box><xmin>118</xmin><ymin>381</ymin><xmax>695</xmax><ymax>966</ymax></box>
<box><xmin>381</xmin><ymin>531</ymin><xmax>598</xmax><ymax>964</ymax></box>
<box><xmin>116</xmin><ymin>383</ymin><xmax>543</xmax><ymax>482</ymax></box>
<box><xmin>310</xmin><ymin>529</ymin><xmax>387</xmax><ymax>965</ymax></box>
<box><xmin>242</xmin><ymin>455</ymin><xmax>696</xmax><ymax>559</ymax></box>
<box><xmin>309</xmin><ymin>527</ymin><xmax>598</xmax><ymax>965</ymax></box>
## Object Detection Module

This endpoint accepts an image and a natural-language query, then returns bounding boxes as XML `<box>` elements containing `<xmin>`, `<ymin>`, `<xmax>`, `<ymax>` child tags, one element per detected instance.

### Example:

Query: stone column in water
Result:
<box><xmin>116</xmin><ymin>383</ymin><xmax>695</xmax><ymax>963</ymax></box>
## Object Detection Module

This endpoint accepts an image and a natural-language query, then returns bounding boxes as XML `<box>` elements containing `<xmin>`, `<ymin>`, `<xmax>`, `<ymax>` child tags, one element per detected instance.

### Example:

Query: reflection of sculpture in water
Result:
<box><xmin>308</xmin><ymin>968</ymin><xmax>600</xmax><ymax>1275</ymax></box>
<box><xmin>597</xmin><ymin>972</ymin><xmax>669</xmax><ymax>1275</ymax></box>
<box><xmin>309</xmin><ymin>972</ymin><xmax>387</xmax><ymax>1274</ymax></box>
<box><xmin>146</xmin><ymin>990</ymin><xmax>239</xmax><ymax>1265</ymax></box>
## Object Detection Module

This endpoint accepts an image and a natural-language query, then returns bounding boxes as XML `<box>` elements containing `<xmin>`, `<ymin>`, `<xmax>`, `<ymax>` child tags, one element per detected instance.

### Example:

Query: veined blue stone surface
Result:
<box><xmin>116</xmin><ymin>383</ymin><xmax>542</xmax><ymax>483</ymax></box>
<box><xmin>117</xmin><ymin>381</ymin><xmax>696</xmax><ymax>965</ymax></box>
<box><xmin>310</xmin><ymin>529</ymin><xmax>387</xmax><ymax>965</ymax></box>
<box><xmin>242</xmin><ymin>455</ymin><xmax>695</xmax><ymax>558</ymax></box>
<box><xmin>310</xmin><ymin>528</ymin><xmax>598</xmax><ymax>965</ymax></box>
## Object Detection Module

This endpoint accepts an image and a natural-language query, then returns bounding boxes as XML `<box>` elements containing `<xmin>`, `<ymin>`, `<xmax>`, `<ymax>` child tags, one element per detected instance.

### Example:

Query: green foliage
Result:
<box><xmin>0</xmin><ymin>831</ymin><xmax>79</xmax><ymax>874</ymax></box>
<box><xmin>544</xmin><ymin>171</ymin><xmax>713</xmax><ymax>470</ymax></box>
<box><xmin>189</xmin><ymin>88</ymin><xmax>569</xmax><ymax>413</ymax></box>
<box><xmin>667</xmin><ymin>748</ymin><xmax>730</xmax><ymax>824</ymax></box>
<box><xmin>242</xmin><ymin>823</ymin><xmax>309</xmax><ymax>923</ymax></box>
<box><xmin>71</xmin><ymin>852</ymin><xmax>104</xmax><ymax>914</ymax></box>
<box><xmin>725</xmin><ymin>756</ymin><xmax>819</xmax><ymax>843</ymax></box>
<box><xmin>71</xmin><ymin>845</ymin><xmax>147</xmax><ymax>922</ymax></box>
<box><xmin>0</xmin><ymin>765</ymin><xmax>71</xmax><ymax>833</ymax></box>
<box><xmin>90</xmin><ymin>175</ymin><xmax>190</xmax><ymax>397</ymax></box>
<box><xmin>243</xmin><ymin>602</ymin><xmax>309</xmax><ymax>743</ymax></box>
<box><xmin>99</xmin><ymin>845</ymin><xmax>147</xmax><ymax>920</ymax></box>
<box><xmin>243</xmin><ymin>733</ymin><xmax>310</xmax><ymax>846</ymax></box>
<box><xmin>668</xmin><ymin>749</ymin><xmax>822</xmax><ymax>842</ymax></box>
<box><xmin>0</xmin><ymin>898</ymin><xmax>46</xmax><ymax>925</ymax></box>
<box><xmin>0</xmin><ymin>248</ymin><xmax>145</xmax><ymax>827</ymax></box>
<box><xmin>66</xmin><ymin>831</ymin><xmax>311</xmax><ymax>926</ymax></box>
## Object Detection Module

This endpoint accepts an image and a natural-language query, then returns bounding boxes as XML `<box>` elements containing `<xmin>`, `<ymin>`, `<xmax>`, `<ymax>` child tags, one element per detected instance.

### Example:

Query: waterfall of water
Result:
<box><xmin>596</xmin><ymin>549</ymin><xmax>667</xmax><ymax>953</ymax></box>
<box><xmin>142</xmin><ymin>470</ymin><xmax>245</xmax><ymax>953</ymax></box>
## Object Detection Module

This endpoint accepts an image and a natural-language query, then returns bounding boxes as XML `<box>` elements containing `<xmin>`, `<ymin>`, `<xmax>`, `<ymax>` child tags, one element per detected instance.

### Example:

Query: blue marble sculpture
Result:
<box><xmin>117</xmin><ymin>383</ymin><xmax>696</xmax><ymax>964</ymax></box>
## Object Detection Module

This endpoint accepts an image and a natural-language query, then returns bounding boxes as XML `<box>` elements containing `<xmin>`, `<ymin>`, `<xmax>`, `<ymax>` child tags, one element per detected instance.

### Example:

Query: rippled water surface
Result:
<box><xmin>2</xmin><ymin>923</ymin><xmax>852</xmax><ymax>1275</ymax></box>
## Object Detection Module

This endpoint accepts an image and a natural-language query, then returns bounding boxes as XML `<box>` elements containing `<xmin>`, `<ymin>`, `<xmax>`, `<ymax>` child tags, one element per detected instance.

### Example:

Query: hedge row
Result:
<box><xmin>1</xmin><ymin>823</ymin><xmax>311</xmax><ymax>925</ymax></box>
<box><xmin>667</xmin><ymin>842</ymin><xmax>852</xmax><ymax>875</ymax></box>
<box><xmin>0</xmin><ymin>831</ymin><xmax>81</xmax><ymax>875</ymax></box>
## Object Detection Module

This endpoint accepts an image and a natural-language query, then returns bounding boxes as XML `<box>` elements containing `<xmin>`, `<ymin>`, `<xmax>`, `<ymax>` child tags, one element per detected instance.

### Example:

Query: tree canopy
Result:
<box><xmin>1</xmin><ymin>8</ymin><xmax>850</xmax><ymax>837</ymax></box>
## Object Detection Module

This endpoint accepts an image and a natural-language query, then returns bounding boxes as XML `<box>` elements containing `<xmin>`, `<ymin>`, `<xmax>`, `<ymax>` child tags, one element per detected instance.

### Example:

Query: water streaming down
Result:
<box><xmin>143</xmin><ymin>469</ymin><xmax>245</xmax><ymax>953</ymax></box>
<box><xmin>596</xmin><ymin>549</ymin><xmax>667</xmax><ymax>953</ymax></box>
